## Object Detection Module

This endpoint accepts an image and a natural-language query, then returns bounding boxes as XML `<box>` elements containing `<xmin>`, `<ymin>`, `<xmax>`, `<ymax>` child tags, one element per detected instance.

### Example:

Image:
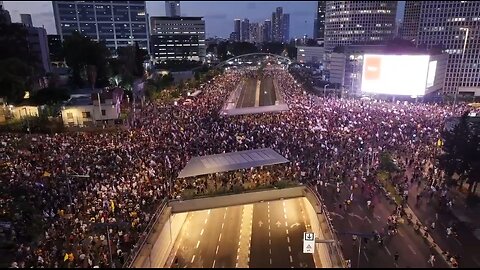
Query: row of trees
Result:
<box><xmin>439</xmin><ymin>112</ymin><xmax>480</xmax><ymax>196</ymax></box>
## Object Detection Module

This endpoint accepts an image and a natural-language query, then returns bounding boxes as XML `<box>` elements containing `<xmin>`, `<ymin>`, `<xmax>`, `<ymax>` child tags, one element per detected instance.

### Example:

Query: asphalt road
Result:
<box><xmin>250</xmin><ymin>198</ymin><xmax>315</xmax><ymax>268</ymax></box>
<box><xmin>319</xmin><ymin>181</ymin><xmax>450</xmax><ymax>268</ymax></box>
<box><xmin>259</xmin><ymin>77</ymin><xmax>277</xmax><ymax>107</ymax></box>
<box><xmin>236</xmin><ymin>78</ymin><xmax>257</xmax><ymax>108</ymax></box>
<box><xmin>172</xmin><ymin>198</ymin><xmax>315</xmax><ymax>268</ymax></box>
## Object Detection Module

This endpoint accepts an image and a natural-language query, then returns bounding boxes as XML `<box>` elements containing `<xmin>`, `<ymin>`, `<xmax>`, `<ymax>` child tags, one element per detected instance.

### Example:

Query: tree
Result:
<box><xmin>439</xmin><ymin>112</ymin><xmax>480</xmax><ymax>195</ymax></box>
<box><xmin>63</xmin><ymin>32</ymin><xmax>110</xmax><ymax>88</ymax></box>
<box><xmin>0</xmin><ymin>58</ymin><xmax>33</xmax><ymax>104</ymax></box>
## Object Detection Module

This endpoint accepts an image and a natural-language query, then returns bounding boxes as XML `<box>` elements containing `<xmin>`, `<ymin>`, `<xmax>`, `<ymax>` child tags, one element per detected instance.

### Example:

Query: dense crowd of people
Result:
<box><xmin>0</xmin><ymin>65</ymin><xmax>476</xmax><ymax>268</ymax></box>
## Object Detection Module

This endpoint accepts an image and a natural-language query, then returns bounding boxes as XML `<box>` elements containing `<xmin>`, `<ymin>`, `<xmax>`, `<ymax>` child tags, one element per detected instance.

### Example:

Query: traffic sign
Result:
<box><xmin>303</xmin><ymin>232</ymin><xmax>315</xmax><ymax>253</ymax></box>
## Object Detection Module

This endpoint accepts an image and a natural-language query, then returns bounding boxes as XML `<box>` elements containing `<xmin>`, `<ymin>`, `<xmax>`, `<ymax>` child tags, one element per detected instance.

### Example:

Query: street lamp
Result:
<box><xmin>324</xmin><ymin>84</ymin><xmax>330</xmax><ymax>97</ymax></box>
<box><xmin>454</xmin><ymin>27</ymin><xmax>469</xmax><ymax>106</ymax></box>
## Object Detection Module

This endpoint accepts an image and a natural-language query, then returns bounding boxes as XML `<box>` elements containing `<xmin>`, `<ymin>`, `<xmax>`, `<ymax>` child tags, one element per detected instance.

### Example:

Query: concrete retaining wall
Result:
<box><xmin>170</xmin><ymin>187</ymin><xmax>304</xmax><ymax>213</ymax></box>
<box><xmin>133</xmin><ymin>209</ymin><xmax>188</xmax><ymax>268</ymax></box>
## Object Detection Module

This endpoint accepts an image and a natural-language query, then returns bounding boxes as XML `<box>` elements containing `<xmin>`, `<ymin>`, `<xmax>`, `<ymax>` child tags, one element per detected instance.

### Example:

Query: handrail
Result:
<box><xmin>305</xmin><ymin>183</ymin><xmax>347</xmax><ymax>268</ymax></box>
<box><xmin>124</xmin><ymin>198</ymin><xmax>169</xmax><ymax>268</ymax></box>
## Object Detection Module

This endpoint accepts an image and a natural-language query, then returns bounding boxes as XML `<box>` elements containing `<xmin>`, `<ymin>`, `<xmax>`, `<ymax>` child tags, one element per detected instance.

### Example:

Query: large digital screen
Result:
<box><xmin>361</xmin><ymin>54</ymin><xmax>430</xmax><ymax>96</ymax></box>
<box><xmin>426</xmin><ymin>60</ymin><xmax>437</xmax><ymax>88</ymax></box>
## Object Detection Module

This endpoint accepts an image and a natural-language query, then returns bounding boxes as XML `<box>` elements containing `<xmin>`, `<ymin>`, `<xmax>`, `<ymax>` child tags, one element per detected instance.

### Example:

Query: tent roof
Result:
<box><xmin>177</xmin><ymin>148</ymin><xmax>289</xmax><ymax>178</ymax></box>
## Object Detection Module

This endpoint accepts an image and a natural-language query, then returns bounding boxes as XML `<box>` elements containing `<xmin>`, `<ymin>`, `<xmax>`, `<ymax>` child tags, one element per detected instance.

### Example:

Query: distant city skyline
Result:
<box><xmin>4</xmin><ymin>1</ymin><xmax>406</xmax><ymax>39</ymax></box>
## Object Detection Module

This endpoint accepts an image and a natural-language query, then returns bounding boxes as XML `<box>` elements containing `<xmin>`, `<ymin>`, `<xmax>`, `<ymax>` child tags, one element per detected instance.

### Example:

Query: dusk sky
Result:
<box><xmin>3</xmin><ymin>1</ymin><xmax>405</xmax><ymax>39</ymax></box>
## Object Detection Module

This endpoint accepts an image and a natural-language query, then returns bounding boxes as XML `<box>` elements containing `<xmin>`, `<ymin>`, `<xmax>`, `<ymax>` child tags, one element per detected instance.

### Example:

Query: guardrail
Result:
<box><xmin>305</xmin><ymin>183</ymin><xmax>347</xmax><ymax>268</ymax></box>
<box><xmin>123</xmin><ymin>198</ymin><xmax>169</xmax><ymax>268</ymax></box>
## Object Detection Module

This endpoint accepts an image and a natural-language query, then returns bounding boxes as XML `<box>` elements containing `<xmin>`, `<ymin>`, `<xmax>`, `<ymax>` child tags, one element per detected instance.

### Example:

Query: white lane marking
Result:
<box><xmin>285</xmin><ymin>221</ymin><xmax>288</xmax><ymax>227</ymax></box>
<box><xmin>408</xmin><ymin>244</ymin><xmax>417</xmax><ymax>255</ymax></box>
<box><xmin>284</xmin><ymin>214</ymin><xmax>287</xmax><ymax>219</ymax></box>
<box><xmin>269</xmin><ymin>239</ymin><xmax>271</xmax><ymax>245</ymax></box>
<box><xmin>269</xmin><ymin>231</ymin><xmax>271</xmax><ymax>237</ymax></box>
<box><xmin>270</xmin><ymin>258</ymin><xmax>272</xmax><ymax>265</ymax></box>
<box><xmin>218</xmin><ymin>233</ymin><xmax>222</xmax><ymax>242</ymax></box>
<box><xmin>221</xmin><ymin>223</ymin><xmax>224</xmax><ymax>229</ymax></box>
<box><xmin>216</xmin><ymin>245</ymin><xmax>219</xmax><ymax>254</ymax></box>
<box><xmin>236</xmin><ymin>262</ymin><xmax>239</xmax><ymax>267</ymax></box>
<box><xmin>286</xmin><ymin>229</ymin><xmax>289</xmax><ymax>235</ymax></box>
<box><xmin>196</xmin><ymin>240</ymin><xmax>200</xmax><ymax>249</ymax></box>
<box><xmin>398</xmin><ymin>230</ymin><xmax>405</xmax><ymax>238</ymax></box>
<box><xmin>212</xmin><ymin>260</ymin><xmax>216</xmax><ymax>268</ymax></box>
<box><xmin>288</xmin><ymin>246</ymin><xmax>292</xmax><ymax>252</ymax></box>
<box><xmin>363</xmin><ymin>251</ymin><xmax>369</xmax><ymax>262</ymax></box>
<box><xmin>269</xmin><ymin>225</ymin><xmax>271</xmax><ymax>230</ymax></box>
<box><xmin>208</xmin><ymin>209</ymin><xmax>211</xmax><ymax>214</ymax></box>
<box><xmin>191</xmin><ymin>255</ymin><xmax>196</xmax><ymax>263</ymax></box>
<box><xmin>290</xmin><ymin>255</ymin><xmax>293</xmax><ymax>263</ymax></box>
<box><xmin>269</xmin><ymin>248</ymin><xmax>272</xmax><ymax>254</ymax></box>
<box><xmin>204</xmin><ymin>218</ymin><xmax>208</xmax><ymax>224</ymax></box>
<box><xmin>200</xmin><ymin>229</ymin><xmax>204</xmax><ymax>236</ymax></box>
<box><xmin>384</xmin><ymin>246</ymin><xmax>392</xmax><ymax>256</ymax></box>
<box><xmin>287</xmin><ymin>236</ymin><xmax>290</xmax><ymax>243</ymax></box>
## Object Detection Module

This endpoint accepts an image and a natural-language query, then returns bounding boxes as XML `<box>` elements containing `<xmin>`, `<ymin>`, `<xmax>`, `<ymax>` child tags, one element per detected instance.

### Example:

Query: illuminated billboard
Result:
<box><xmin>361</xmin><ymin>54</ymin><xmax>431</xmax><ymax>96</ymax></box>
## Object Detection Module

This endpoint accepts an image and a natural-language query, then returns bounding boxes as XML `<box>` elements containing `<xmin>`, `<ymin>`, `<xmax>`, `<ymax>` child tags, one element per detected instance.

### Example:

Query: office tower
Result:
<box><xmin>0</xmin><ymin>1</ymin><xmax>11</xmax><ymax>24</ymax></box>
<box><xmin>411</xmin><ymin>1</ymin><xmax>480</xmax><ymax>96</ymax></box>
<box><xmin>324</xmin><ymin>1</ymin><xmax>397</xmax><ymax>51</ymax></box>
<box><xmin>52</xmin><ymin>1</ymin><xmax>149</xmax><ymax>54</ymax></box>
<box><xmin>150</xmin><ymin>16</ymin><xmax>205</xmax><ymax>61</ymax></box>
<box><xmin>313</xmin><ymin>1</ymin><xmax>326</xmax><ymax>42</ymax></box>
<box><xmin>48</xmin><ymin>34</ymin><xmax>64</xmax><ymax>62</ymax></box>
<box><xmin>401</xmin><ymin>1</ymin><xmax>421</xmax><ymax>42</ymax></box>
<box><xmin>241</xmin><ymin>18</ymin><xmax>250</xmax><ymax>42</ymax></box>
<box><xmin>26</xmin><ymin>26</ymin><xmax>51</xmax><ymax>74</ymax></box>
<box><xmin>249</xmin><ymin>22</ymin><xmax>262</xmax><ymax>43</ymax></box>
<box><xmin>20</xmin><ymin>14</ymin><xmax>33</xmax><ymax>27</ymax></box>
<box><xmin>263</xmin><ymin>19</ymin><xmax>271</xmax><ymax>42</ymax></box>
<box><xmin>282</xmin><ymin>13</ymin><xmax>290</xmax><ymax>43</ymax></box>
<box><xmin>234</xmin><ymin>19</ymin><xmax>241</xmax><ymax>42</ymax></box>
<box><xmin>165</xmin><ymin>1</ymin><xmax>180</xmax><ymax>17</ymax></box>
<box><xmin>272</xmin><ymin>7</ymin><xmax>283</xmax><ymax>42</ymax></box>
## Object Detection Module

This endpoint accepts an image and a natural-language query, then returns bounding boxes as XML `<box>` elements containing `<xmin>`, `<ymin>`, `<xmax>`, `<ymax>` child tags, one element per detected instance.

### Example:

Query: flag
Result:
<box><xmin>43</xmin><ymin>171</ymin><xmax>51</xmax><ymax>177</ymax></box>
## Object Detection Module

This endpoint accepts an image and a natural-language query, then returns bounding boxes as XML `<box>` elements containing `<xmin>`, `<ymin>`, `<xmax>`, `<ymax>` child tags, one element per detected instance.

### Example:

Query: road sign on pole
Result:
<box><xmin>303</xmin><ymin>232</ymin><xmax>315</xmax><ymax>253</ymax></box>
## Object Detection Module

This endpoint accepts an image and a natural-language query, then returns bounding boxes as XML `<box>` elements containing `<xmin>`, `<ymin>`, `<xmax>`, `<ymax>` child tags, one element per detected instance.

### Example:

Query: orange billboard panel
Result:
<box><xmin>364</xmin><ymin>56</ymin><xmax>381</xmax><ymax>80</ymax></box>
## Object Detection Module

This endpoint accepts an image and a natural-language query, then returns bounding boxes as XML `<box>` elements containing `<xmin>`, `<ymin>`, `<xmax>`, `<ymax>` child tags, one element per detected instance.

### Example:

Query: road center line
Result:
<box><xmin>219</xmin><ymin>233</ymin><xmax>222</xmax><ymax>242</ymax></box>
<box><xmin>212</xmin><ymin>259</ymin><xmax>216</xmax><ymax>268</ymax></box>
<box><xmin>290</xmin><ymin>255</ymin><xmax>293</xmax><ymax>263</ymax></box>
<box><xmin>286</xmin><ymin>229</ymin><xmax>289</xmax><ymax>235</ymax></box>
<box><xmin>200</xmin><ymin>229</ymin><xmax>204</xmax><ymax>236</ymax></box>
<box><xmin>196</xmin><ymin>240</ymin><xmax>200</xmax><ymax>249</ymax></box>
<box><xmin>221</xmin><ymin>223</ymin><xmax>224</xmax><ymax>229</ymax></box>
<box><xmin>191</xmin><ymin>255</ymin><xmax>195</xmax><ymax>263</ymax></box>
<box><xmin>363</xmin><ymin>251</ymin><xmax>369</xmax><ymax>262</ymax></box>
<box><xmin>384</xmin><ymin>246</ymin><xmax>392</xmax><ymax>256</ymax></box>
<box><xmin>204</xmin><ymin>218</ymin><xmax>208</xmax><ymax>224</ymax></box>
<box><xmin>288</xmin><ymin>246</ymin><xmax>292</xmax><ymax>252</ymax></box>
<box><xmin>270</xmin><ymin>258</ymin><xmax>272</xmax><ymax>265</ymax></box>
<box><xmin>216</xmin><ymin>245</ymin><xmax>219</xmax><ymax>254</ymax></box>
<box><xmin>287</xmin><ymin>236</ymin><xmax>290</xmax><ymax>243</ymax></box>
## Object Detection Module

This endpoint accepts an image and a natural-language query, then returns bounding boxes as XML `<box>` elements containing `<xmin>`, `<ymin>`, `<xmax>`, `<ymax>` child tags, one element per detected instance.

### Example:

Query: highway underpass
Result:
<box><xmin>168</xmin><ymin>197</ymin><xmax>316</xmax><ymax>268</ymax></box>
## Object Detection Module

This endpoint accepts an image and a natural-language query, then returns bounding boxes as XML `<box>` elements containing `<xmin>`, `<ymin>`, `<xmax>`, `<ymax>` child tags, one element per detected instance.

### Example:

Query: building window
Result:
<box><xmin>102</xmin><ymin>109</ymin><xmax>106</xmax><ymax>116</ymax></box>
<box><xmin>67</xmin><ymin>112</ymin><xmax>73</xmax><ymax>119</ymax></box>
<box><xmin>82</xmin><ymin>112</ymin><xmax>91</xmax><ymax>118</ymax></box>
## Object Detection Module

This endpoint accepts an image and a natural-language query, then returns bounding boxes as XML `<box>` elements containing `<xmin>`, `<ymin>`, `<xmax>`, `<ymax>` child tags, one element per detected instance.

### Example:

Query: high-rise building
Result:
<box><xmin>282</xmin><ymin>13</ymin><xmax>290</xmax><ymax>43</ymax></box>
<box><xmin>401</xmin><ymin>1</ymin><xmax>421</xmax><ymax>42</ymax></box>
<box><xmin>410</xmin><ymin>1</ymin><xmax>480</xmax><ymax>96</ymax></box>
<box><xmin>241</xmin><ymin>18</ymin><xmax>250</xmax><ymax>42</ymax></box>
<box><xmin>48</xmin><ymin>34</ymin><xmax>64</xmax><ymax>63</ymax></box>
<box><xmin>165</xmin><ymin>1</ymin><xmax>180</xmax><ymax>17</ymax></box>
<box><xmin>249</xmin><ymin>22</ymin><xmax>262</xmax><ymax>43</ymax></box>
<box><xmin>26</xmin><ymin>26</ymin><xmax>51</xmax><ymax>74</ymax></box>
<box><xmin>150</xmin><ymin>16</ymin><xmax>205</xmax><ymax>62</ymax></box>
<box><xmin>313</xmin><ymin>1</ymin><xmax>326</xmax><ymax>42</ymax></box>
<box><xmin>0</xmin><ymin>1</ymin><xmax>11</xmax><ymax>24</ymax></box>
<box><xmin>263</xmin><ymin>19</ymin><xmax>272</xmax><ymax>42</ymax></box>
<box><xmin>324</xmin><ymin>1</ymin><xmax>397</xmax><ymax>51</ymax></box>
<box><xmin>52</xmin><ymin>1</ymin><xmax>149</xmax><ymax>54</ymax></box>
<box><xmin>272</xmin><ymin>7</ymin><xmax>283</xmax><ymax>42</ymax></box>
<box><xmin>233</xmin><ymin>19</ymin><xmax>241</xmax><ymax>42</ymax></box>
<box><xmin>20</xmin><ymin>14</ymin><xmax>33</xmax><ymax>27</ymax></box>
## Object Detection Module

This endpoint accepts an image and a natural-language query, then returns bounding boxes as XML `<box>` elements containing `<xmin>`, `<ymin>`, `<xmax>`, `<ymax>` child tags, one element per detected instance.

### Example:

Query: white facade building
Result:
<box><xmin>296</xmin><ymin>46</ymin><xmax>325</xmax><ymax>64</ymax></box>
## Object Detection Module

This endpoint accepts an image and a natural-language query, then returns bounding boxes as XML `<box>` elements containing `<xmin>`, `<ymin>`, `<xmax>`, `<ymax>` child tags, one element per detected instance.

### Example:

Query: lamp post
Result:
<box><xmin>324</xmin><ymin>84</ymin><xmax>330</xmax><ymax>97</ymax></box>
<box><xmin>454</xmin><ymin>27</ymin><xmax>469</xmax><ymax>106</ymax></box>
